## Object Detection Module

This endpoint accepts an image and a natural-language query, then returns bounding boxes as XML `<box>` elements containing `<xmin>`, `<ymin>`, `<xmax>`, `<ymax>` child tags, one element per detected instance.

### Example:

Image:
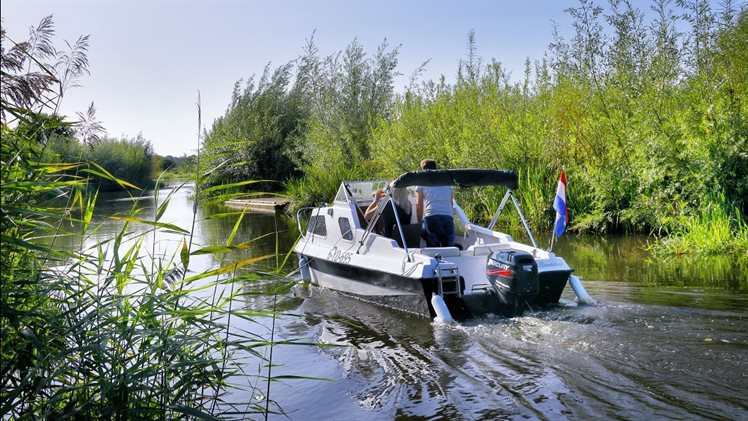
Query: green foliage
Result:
<box><xmin>14</xmin><ymin>113</ymin><xmax>76</xmax><ymax>145</ymax></box>
<box><xmin>155</xmin><ymin>154</ymin><xmax>198</xmax><ymax>182</ymax></box>
<box><xmin>202</xmin><ymin>36</ymin><xmax>400</xmax><ymax>197</ymax></box>
<box><xmin>653</xmin><ymin>193</ymin><xmax>748</xmax><ymax>257</ymax></box>
<box><xmin>202</xmin><ymin>63</ymin><xmax>305</xmax><ymax>192</ymax></box>
<box><xmin>200</xmin><ymin>1</ymin><xmax>747</xmax><ymax>256</ymax></box>
<box><xmin>37</xmin><ymin>133</ymin><xmax>156</xmax><ymax>191</ymax></box>
<box><xmin>40</xmin><ymin>134</ymin><xmax>86</xmax><ymax>163</ymax></box>
<box><xmin>3</xmin><ymin>17</ymin><xmax>302</xmax><ymax>418</ymax></box>
<box><xmin>86</xmin><ymin>136</ymin><xmax>155</xmax><ymax>191</ymax></box>
<box><xmin>301</xmin><ymin>38</ymin><xmax>400</xmax><ymax>170</ymax></box>
<box><xmin>711</xmin><ymin>8</ymin><xmax>748</xmax><ymax>216</ymax></box>
<box><xmin>1</xmin><ymin>129</ymin><xmax>284</xmax><ymax>416</ymax></box>
<box><xmin>284</xmin><ymin>164</ymin><xmax>368</xmax><ymax>212</ymax></box>
<box><xmin>366</xmin><ymin>0</ymin><xmax>748</xmax><ymax>248</ymax></box>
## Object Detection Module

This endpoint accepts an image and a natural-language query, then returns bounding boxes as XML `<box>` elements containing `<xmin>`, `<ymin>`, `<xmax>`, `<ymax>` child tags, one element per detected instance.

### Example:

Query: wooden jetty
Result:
<box><xmin>224</xmin><ymin>197</ymin><xmax>291</xmax><ymax>214</ymax></box>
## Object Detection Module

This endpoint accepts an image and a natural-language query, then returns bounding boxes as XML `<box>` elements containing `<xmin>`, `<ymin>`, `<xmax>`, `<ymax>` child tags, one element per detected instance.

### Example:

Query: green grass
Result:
<box><xmin>652</xmin><ymin>194</ymin><xmax>748</xmax><ymax>258</ymax></box>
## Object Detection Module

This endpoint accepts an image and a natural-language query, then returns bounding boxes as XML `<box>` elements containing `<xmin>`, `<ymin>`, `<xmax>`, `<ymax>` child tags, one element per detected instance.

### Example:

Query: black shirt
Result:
<box><xmin>380</xmin><ymin>201</ymin><xmax>411</xmax><ymax>238</ymax></box>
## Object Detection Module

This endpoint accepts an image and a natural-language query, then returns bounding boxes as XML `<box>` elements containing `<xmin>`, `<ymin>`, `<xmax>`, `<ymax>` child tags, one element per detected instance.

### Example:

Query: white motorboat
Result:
<box><xmin>294</xmin><ymin>169</ymin><xmax>591</xmax><ymax>322</ymax></box>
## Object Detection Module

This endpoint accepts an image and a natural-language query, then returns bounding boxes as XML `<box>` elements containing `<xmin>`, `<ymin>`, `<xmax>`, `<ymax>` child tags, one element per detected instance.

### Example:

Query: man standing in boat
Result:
<box><xmin>415</xmin><ymin>159</ymin><xmax>455</xmax><ymax>247</ymax></box>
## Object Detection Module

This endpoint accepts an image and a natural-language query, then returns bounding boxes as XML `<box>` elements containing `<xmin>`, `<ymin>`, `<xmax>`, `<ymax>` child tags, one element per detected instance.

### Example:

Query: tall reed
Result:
<box><xmin>652</xmin><ymin>193</ymin><xmax>748</xmax><ymax>258</ymax></box>
<box><xmin>2</xmin><ymin>19</ymin><xmax>314</xmax><ymax>419</ymax></box>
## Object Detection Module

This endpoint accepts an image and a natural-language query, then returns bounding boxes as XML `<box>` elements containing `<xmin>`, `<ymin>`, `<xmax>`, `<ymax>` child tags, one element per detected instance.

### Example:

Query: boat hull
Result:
<box><xmin>305</xmin><ymin>256</ymin><xmax>572</xmax><ymax>319</ymax></box>
<box><xmin>532</xmin><ymin>270</ymin><xmax>572</xmax><ymax>306</ymax></box>
<box><xmin>307</xmin><ymin>257</ymin><xmax>433</xmax><ymax>317</ymax></box>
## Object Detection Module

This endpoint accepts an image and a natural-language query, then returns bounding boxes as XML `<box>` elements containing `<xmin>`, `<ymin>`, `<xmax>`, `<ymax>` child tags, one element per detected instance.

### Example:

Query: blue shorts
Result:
<box><xmin>422</xmin><ymin>215</ymin><xmax>454</xmax><ymax>247</ymax></box>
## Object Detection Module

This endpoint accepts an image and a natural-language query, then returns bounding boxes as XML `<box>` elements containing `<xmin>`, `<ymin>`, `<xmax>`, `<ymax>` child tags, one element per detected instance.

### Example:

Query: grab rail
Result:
<box><xmin>510</xmin><ymin>194</ymin><xmax>538</xmax><ymax>248</ymax></box>
<box><xmin>487</xmin><ymin>190</ymin><xmax>512</xmax><ymax>230</ymax></box>
<box><xmin>296</xmin><ymin>207</ymin><xmax>317</xmax><ymax>236</ymax></box>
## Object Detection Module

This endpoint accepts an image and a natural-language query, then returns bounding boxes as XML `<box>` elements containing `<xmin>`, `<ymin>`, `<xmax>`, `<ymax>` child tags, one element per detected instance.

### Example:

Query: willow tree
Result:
<box><xmin>301</xmin><ymin>38</ymin><xmax>400</xmax><ymax>172</ymax></box>
<box><xmin>201</xmin><ymin>62</ymin><xmax>307</xmax><ymax>190</ymax></box>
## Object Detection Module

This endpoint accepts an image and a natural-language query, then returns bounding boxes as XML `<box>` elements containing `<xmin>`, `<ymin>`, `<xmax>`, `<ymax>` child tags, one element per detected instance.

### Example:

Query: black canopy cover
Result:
<box><xmin>391</xmin><ymin>169</ymin><xmax>518</xmax><ymax>189</ymax></box>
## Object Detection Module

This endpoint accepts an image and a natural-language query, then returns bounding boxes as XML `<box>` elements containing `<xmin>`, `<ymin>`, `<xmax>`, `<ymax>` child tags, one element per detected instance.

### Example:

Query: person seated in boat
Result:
<box><xmin>416</xmin><ymin>159</ymin><xmax>455</xmax><ymax>247</ymax></box>
<box><xmin>364</xmin><ymin>187</ymin><xmax>411</xmax><ymax>238</ymax></box>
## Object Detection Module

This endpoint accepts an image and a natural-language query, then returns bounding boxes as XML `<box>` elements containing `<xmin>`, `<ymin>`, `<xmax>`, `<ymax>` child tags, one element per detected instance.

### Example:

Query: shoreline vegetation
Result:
<box><xmin>1</xmin><ymin>18</ymin><xmax>298</xmax><ymax>418</ymax></box>
<box><xmin>201</xmin><ymin>0</ymin><xmax>747</xmax><ymax>258</ymax></box>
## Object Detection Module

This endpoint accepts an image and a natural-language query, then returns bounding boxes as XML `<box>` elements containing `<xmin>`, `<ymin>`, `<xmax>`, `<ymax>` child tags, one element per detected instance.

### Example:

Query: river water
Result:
<box><xmin>80</xmin><ymin>185</ymin><xmax>747</xmax><ymax>420</ymax></box>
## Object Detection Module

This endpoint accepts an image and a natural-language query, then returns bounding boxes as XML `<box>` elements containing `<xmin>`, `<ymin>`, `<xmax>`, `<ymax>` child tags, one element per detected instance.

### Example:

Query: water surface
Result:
<box><xmin>74</xmin><ymin>186</ymin><xmax>748</xmax><ymax>419</ymax></box>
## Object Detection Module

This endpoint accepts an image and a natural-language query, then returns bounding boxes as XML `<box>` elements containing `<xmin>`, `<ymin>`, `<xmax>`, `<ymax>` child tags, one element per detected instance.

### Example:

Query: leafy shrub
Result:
<box><xmin>200</xmin><ymin>3</ymin><xmax>748</xmax><ymax>256</ymax></box>
<box><xmin>653</xmin><ymin>193</ymin><xmax>748</xmax><ymax>257</ymax></box>
<box><xmin>285</xmin><ymin>163</ymin><xmax>368</xmax><ymax>212</ymax></box>
<box><xmin>87</xmin><ymin>136</ymin><xmax>154</xmax><ymax>191</ymax></box>
<box><xmin>202</xmin><ymin>63</ymin><xmax>305</xmax><ymax>192</ymax></box>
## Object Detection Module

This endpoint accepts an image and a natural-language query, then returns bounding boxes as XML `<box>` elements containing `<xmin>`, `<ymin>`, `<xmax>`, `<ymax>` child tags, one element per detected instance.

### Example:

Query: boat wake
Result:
<box><xmin>279</xmin><ymin>283</ymin><xmax>747</xmax><ymax>420</ymax></box>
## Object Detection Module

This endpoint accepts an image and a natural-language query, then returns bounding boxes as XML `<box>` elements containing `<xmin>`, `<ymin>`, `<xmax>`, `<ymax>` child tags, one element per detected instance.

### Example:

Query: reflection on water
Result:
<box><xmin>199</xmin><ymin>203</ymin><xmax>299</xmax><ymax>273</ymax></box>
<box><xmin>51</xmin><ymin>185</ymin><xmax>299</xmax><ymax>275</ymax></box>
<box><xmin>50</xmin><ymin>185</ymin><xmax>748</xmax><ymax>419</ymax></box>
<box><xmin>553</xmin><ymin>234</ymin><xmax>748</xmax><ymax>291</ymax></box>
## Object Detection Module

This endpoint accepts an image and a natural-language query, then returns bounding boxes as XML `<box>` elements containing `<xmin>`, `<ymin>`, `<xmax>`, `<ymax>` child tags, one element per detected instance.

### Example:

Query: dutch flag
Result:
<box><xmin>553</xmin><ymin>169</ymin><xmax>568</xmax><ymax>237</ymax></box>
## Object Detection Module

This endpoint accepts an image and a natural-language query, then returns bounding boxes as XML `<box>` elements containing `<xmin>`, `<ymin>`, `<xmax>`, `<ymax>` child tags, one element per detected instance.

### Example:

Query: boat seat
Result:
<box><xmin>419</xmin><ymin>247</ymin><xmax>461</xmax><ymax>257</ymax></box>
<box><xmin>390</xmin><ymin>223</ymin><xmax>422</xmax><ymax>248</ymax></box>
<box><xmin>465</xmin><ymin>243</ymin><xmax>510</xmax><ymax>256</ymax></box>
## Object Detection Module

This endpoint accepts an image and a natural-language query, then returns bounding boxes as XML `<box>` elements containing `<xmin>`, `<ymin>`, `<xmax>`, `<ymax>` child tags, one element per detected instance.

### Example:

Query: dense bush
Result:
<box><xmin>154</xmin><ymin>153</ymin><xmax>197</xmax><ymax>181</ymax></box>
<box><xmin>202</xmin><ymin>35</ymin><xmax>400</xmax><ymax>199</ymax></box>
<box><xmin>200</xmin><ymin>0</ymin><xmax>747</xmax><ymax>254</ymax></box>
<box><xmin>201</xmin><ymin>63</ymin><xmax>306</xmax><ymax>192</ymax></box>
<box><xmin>85</xmin><ymin>136</ymin><xmax>154</xmax><ymax>190</ymax></box>
<box><xmin>42</xmin><ymin>134</ymin><xmax>156</xmax><ymax>191</ymax></box>
<box><xmin>41</xmin><ymin>134</ymin><xmax>86</xmax><ymax>163</ymax></box>
<box><xmin>368</xmin><ymin>1</ymin><xmax>747</xmax><ymax>236</ymax></box>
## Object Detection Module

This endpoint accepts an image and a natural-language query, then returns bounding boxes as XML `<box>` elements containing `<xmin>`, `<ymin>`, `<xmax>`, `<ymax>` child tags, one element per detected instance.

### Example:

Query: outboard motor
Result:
<box><xmin>486</xmin><ymin>250</ymin><xmax>539</xmax><ymax>316</ymax></box>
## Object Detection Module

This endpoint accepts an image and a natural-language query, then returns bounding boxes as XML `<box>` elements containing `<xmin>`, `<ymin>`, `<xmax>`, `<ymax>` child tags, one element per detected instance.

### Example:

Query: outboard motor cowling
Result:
<box><xmin>486</xmin><ymin>250</ymin><xmax>539</xmax><ymax>316</ymax></box>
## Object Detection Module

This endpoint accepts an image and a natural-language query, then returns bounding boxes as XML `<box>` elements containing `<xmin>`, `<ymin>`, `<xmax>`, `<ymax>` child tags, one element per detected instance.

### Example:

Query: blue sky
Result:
<box><xmin>0</xmin><ymin>1</ymin><xmax>662</xmax><ymax>156</ymax></box>
<box><xmin>3</xmin><ymin>0</ymin><xmax>580</xmax><ymax>156</ymax></box>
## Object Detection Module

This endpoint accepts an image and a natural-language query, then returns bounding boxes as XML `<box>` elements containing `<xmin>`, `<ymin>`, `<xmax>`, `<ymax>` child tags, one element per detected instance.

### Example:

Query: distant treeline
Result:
<box><xmin>37</xmin><ymin>118</ymin><xmax>197</xmax><ymax>190</ymax></box>
<box><xmin>202</xmin><ymin>0</ymin><xmax>747</xmax><ymax>253</ymax></box>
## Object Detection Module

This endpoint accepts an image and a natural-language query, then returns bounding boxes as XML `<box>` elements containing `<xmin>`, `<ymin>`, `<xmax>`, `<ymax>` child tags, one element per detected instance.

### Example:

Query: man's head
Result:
<box><xmin>420</xmin><ymin>159</ymin><xmax>437</xmax><ymax>170</ymax></box>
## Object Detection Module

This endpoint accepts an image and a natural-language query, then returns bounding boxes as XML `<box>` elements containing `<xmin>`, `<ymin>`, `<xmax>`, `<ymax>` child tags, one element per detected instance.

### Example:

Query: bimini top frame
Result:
<box><xmin>392</xmin><ymin>169</ymin><xmax>518</xmax><ymax>189</ymax></box>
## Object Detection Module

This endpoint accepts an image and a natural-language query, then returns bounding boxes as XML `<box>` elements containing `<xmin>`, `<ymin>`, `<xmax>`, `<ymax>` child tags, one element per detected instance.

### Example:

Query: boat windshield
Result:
<box><xmin>334</xmin><ymin>181</ymin><xmax>389</xmax><ymax>204</ymax></box>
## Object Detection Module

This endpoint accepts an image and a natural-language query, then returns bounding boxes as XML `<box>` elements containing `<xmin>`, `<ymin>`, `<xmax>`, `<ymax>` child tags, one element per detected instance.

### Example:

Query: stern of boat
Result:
<box><xmin>533</xmin><ymin>269</ymin><xmax>572</xmax><ymax>306</ymax></box>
